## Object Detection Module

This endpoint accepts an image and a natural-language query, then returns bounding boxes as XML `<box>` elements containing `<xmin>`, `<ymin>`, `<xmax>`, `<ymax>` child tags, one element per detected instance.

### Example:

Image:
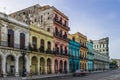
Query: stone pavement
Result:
<box><xmin>0</xmin><ymin>70</ymin><xmax>107</xmax><ymax>80</ymax></box>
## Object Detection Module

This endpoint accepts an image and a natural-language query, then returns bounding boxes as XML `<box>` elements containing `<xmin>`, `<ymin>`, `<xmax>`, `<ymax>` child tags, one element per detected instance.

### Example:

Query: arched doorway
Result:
<box><xmin>31</xmin><ymin>56</ymin><xmax>38</xmax><ymax>75</ymax></box>
<box><xmin>59</xmin><ymin>60</ymin><xmax>63</xmax><ymax>73</ymax></box>
<box><xmin>19</xmin><ymin>56</ymin><xmax>26</xmax><ymax>76</ymax></box>
<box><xmin>6</xmin><ymin>55</ymin><xmax>15</xmax><ymax>76</ymax></box>
<box><xmin>40</xmin><ymin>57</ymin><xmax>45</xmax><ymax>74</ymax></box>
<box><xmin>47</xmin><ymin>58</ymin><xmax>51</xmax><ymax>74</ymax></box>
<box><xmin>54</xmin><ymin>59</ymin><xmax>58</xmax><ymax>73</ymax></box>
<box><xmin>64</xmin><ymin>61</ymin><xmax>67</xmax><ymax>73</ymax></box>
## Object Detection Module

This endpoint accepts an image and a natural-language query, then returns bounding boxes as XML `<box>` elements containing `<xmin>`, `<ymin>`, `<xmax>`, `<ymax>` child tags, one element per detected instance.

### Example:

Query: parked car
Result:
<box><xmin>73</xmin><ymin>69</ymin><xmax>88</xmax><ymax>77</ymax></box>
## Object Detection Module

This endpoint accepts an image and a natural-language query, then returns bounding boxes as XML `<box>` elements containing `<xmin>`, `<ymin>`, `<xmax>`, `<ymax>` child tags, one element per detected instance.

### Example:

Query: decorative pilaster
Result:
<box><xmin>2</xmin><ymin>55</ymin><xmax>6</xmax><ymax>77</ymax></box>
<box><xmin>37</xmin><ymin>58</ymin><xmax>40</xmax><ymax>75</ymax></box>
<box><xmin>15</xmin><ymin>56</ymin><xmax>19</xmax><ymax>77</ymax></box>
<box><xmin>45</xmin><ymin>60</ymin><xmax>47</xmax><ymax>74</ymax></box>
<box><xmin>51</xmin><ymin>59</ymin><xmax>55</xmax><ymax>74</ymax></box>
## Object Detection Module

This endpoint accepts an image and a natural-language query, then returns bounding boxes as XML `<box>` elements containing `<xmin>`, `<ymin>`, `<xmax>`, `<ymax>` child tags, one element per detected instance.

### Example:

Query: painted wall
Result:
<box><xmin>87</xmin><ymin>41</ymin><xmax>94</xmax><ymax>71</ymax></box>
<box><xmin>68</xmin><ymin>40</ymin><xmax>80</xmax><ymax>72</ymax></box>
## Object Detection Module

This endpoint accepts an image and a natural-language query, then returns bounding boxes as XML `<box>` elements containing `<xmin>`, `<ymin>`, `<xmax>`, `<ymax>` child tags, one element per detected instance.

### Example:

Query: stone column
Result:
<box><xmin>62</xmin><ymin>61</ymin><xmax>64</xmax><ymax>73</ymax></box>
<box><xmin>45</xmin><ymin>59</ymin><xmax>47</xmax><ymax>74</ymax></box>
<box><xmin>25</xmin><ymin>33</ymin><xmax>29</xmax><ymax>49</ymax></box>
<box><xmin>37</xmin><ymin>58</ymin><xmax>40</xmax><ymax>75</ymax></box>
<box><xmin>15</xmin><ymin>56</ymin><xmax>19</xmax><ymax>77</ymax></box>
<box><xmin>26</xmin><ymin>55</ymin><xmax>30</xmax><ymax>74</ymax></box>
<box><xmin>2</xmin><ymin>55</ymin><xmax>6</xmax><ymax>77</ymax></box>
<box><xmin>51</xmin><ymin>59</ymin><xmax>54</xmax><ymax>74</ymax></box>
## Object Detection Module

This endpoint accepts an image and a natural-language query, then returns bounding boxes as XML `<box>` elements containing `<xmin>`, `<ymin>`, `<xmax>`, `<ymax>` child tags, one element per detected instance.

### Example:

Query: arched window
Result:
<box><xmin>32</xmin><ymin>36</ymin><xmax>37</xmax><ymax>50</ymax></box>
<box><xmin>60</xmin><ymin>30</ymin><xmax>62</xmax><ymax>38</ymax></box>
<box><xmin>20</xmin><ymin>33</ymin><xmax>25</xmax><ymax>49</ymax></box>
<box><xmin>65</xmin><ymin>46</ymin><xmax>67</xmax><ymax>55</ymax></box>
<box><xmin>55</xmin><ymin>27</ymin><xmax>58</xmax><ymax>35</ymax></box>
<box><xmin>47</xmin><ymin>41</ymin><xmax>51</xmax><ymax>50</ymax></box>
<box><xmin>54</xmin><ymin>14</ymin><xmax>58</xmax><ymax>21</ymax></box>
<box><xmin>8</xmin><ymin>29</ymin><xmax>14</xmax><ymax>47</ymax></box>
<box><xmin>60</xmin><ymin>45</ymin><xmax>63</xmax><ymax>54</ymax></box>
<box><xmin>40</xmin><ymin>39</ymin><xmax>44</xmax><ymax>52</ymax></box>
<box><xmin>60</xmin><ymin>17</ymin><xmax>62</xmax><ymax>24</ymax></box>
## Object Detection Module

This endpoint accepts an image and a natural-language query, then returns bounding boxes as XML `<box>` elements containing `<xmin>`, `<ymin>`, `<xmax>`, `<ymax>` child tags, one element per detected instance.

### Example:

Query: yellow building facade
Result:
<box><xmin>29</xmin><ymin>25</ymin><xmax>54</xmax><ymax>75</ymax></box>
<box><xmin>69</xmin><ymin>32</ymin><xmax>88</xmax><ymax>71</ymax></box>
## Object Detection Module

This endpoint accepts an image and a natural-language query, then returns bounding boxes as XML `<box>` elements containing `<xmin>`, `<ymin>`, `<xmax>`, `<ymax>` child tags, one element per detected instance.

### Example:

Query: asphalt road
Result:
<box><xmin>38</xmin><ymin>69</ymin><xmax>120</xmax><ymax>80</ymax></box>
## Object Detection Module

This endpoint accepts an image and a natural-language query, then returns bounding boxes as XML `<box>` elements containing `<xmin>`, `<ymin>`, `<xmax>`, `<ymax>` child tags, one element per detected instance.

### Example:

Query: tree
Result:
<box><xmin>110</xmin><ymin>60</ymin><xmax>118</xmax><ymax>69</ymax></box>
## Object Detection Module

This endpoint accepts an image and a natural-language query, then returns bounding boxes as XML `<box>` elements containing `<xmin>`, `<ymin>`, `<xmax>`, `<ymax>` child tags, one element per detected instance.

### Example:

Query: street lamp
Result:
<box><xmin>21</xmin><ymin>49</ymin><xmax>26</xmax><ymax>77</ymax></box>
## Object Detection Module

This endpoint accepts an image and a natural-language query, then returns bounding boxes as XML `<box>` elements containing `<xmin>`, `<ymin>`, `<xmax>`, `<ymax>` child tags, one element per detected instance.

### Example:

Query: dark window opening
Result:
<box><xmin>20</xmin><ymin>33</ymin><xmax>25</xmax><ymax>49</ymax></box>
<box><xmin>32</xmin><ymin>36</ymin><xmax>37</xmax><ymax>51</ymax></box>
<box><xmin>40</xmin><ymin>39</ymin><xmax>44</xmax><ymax>52</ymax></box>
<box><xmin>8</xmin><ymin>29</ymin><xmax>14</xmax><ymax>48</ymax></box>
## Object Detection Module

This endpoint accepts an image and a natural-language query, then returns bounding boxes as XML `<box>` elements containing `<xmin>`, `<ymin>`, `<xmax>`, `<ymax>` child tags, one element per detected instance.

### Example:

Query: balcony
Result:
<box><xmin>80</xmin><ymin>56</ymin><xmax>88</xmax><ymax>60</ymax></box>
<box><xmin>81</xmin><ymin>44</ymin><xmax>88</xmax><ymax>49</ymax></box>
<box><xmin>0</xmin><ymin>41</ymin><xmax>29</xmax><ymax>50</ymax></box>
<box><xmin>46</xmin><ymin>49</ymin><xmax>53</xmax><ymax>54</ymax></box>
<box><xmin>53</xmin><ymin>50</ymin><xmax>68</xmax><ymax>57</ymax></box>
<box><xmin>53</xmin><ymin>32</ymin><xmax>69</xmax><ymax>42</ymax></box>
<box><xmin>53</xmin><ymin>18</ymin><xmax>70</xmax><ymax>30</ymax></box>
<box><xmin>29</xmin><ymin>45</ymin><xmax>54</xmax><ymax>54</ymax></box>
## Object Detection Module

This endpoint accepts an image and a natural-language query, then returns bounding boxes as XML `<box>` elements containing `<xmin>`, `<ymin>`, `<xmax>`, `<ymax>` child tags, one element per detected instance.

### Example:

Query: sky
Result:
<box><xmin>0</xmin><ymin>0</ymin><xmax>120</xmax><ymax>59</ymax></box>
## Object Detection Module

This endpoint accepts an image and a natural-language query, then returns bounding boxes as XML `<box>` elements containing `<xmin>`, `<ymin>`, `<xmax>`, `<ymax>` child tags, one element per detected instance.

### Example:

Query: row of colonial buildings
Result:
<box><xmin>0</xmin><ymin>4</ymin><xmax>109</xmax><ymax>77</ymax></box>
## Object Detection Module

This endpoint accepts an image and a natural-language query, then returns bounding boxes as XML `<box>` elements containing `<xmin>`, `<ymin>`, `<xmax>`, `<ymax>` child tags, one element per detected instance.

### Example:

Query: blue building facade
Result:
<box><xmin>68</xmin><ymin>39</ymin><xmax>80</xmax><ymax>72</ymax></box>
<box><xmin>87</xmin><ymin>40</ymin><xmax>94</xmax><ymax>71</ymax></box>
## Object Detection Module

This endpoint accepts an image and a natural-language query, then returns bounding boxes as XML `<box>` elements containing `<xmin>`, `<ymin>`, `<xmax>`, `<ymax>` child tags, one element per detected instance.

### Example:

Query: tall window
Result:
<box><xmin>55</xmin><ymin>14</ymin><xmax>58</xmax><ymax>21</ymax></box>
<box><xmin>40</xmin><ymin>39</ymin><xmax>44</xmax><ymax>52</ymax></box>
<box><xmin>60</xmin><ymin>30</ymin><xmax>62</xmax><ymax>37</ymax></box>
<box><xmin>60</xmin><ymin>17</ymin><xmax>62</xmax><ymax>24</ymax></box>
<box><xmin>64</xmin><ymin>20</ymin><xmax>67</xmax><ymax>27</ymax></box>
<box><xmin>55</xmin><ymin>27</ymin><xmax>58</xmax><ymax>35</ymax></box>
<box><xmin>8</xmin><ymin>29</ymin><xmax>14</xmax><ymax>47</ymax></box>
<box><xmin>60</xmin><ymin>45</ymin><xmax>63</xmax><ymax>54</ymax></box>
<box><xmin>41</xmin><ymin>15</ymin><xmax>43</xmax><ymax>23</ymax></box>
<box><xmin>32</xmin><ymin>36</ymin><xmax>37</xmax><ymax>50</ymax></box>
<box><xmin>72</xmin><ymin>37</ymin><xmax>75</xmax><ymax>41</ymax></box>
<box><xmin>20</xmin><ymin>33</ymin><xmax>25</xmax><ymax>49</ymax></box>
<box><xmin>65</xmin><ymin>46</ymin><xmax>67</xmax><ymax>54</ymax></box>
<box><xmin>47</xmin><ymin>41</ymin><xmax>51</xmax><ymax>50</ymax></box>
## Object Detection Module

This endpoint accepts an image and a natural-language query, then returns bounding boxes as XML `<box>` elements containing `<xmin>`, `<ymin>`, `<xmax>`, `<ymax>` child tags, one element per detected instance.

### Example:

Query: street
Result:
<box><xmin>38</xmin><ymin>69</ymin><xmax>120</xmax><ymax>80</ymax></box>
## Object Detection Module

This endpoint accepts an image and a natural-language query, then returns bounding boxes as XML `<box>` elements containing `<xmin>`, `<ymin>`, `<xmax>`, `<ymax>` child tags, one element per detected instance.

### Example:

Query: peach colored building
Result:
<box><xmin>52</xmin><ymin>7</ymin><xmax>70</xmax><ymax>73</ymax></box>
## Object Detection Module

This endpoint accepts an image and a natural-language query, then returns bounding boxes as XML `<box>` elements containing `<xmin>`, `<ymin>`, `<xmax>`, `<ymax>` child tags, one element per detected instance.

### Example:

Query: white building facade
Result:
<box><xmin>93</xmin><ymin>37</ymin><xmax>110</xmax><ymax>70</ymax></box>
<box><xmin>94</xmin><ymin>50</ymin><xmax>109</xmax><ymax>70</ymax></box>
<box><xmin>0</xmin><ymin>12</ymin><xmax>30</xmax><ymax>77</ymax></box>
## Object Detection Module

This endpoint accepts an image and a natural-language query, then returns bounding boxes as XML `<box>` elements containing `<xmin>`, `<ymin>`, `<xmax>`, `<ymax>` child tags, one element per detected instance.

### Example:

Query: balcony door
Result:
<box><xmin>8</xmin><ymin>29</ymin><xmax>14</xmax><ymax>48</ymax></box>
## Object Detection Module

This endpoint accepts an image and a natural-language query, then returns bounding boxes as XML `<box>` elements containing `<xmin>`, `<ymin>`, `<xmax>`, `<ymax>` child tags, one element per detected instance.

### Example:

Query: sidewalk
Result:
<box><xmin>24</xmin><ymin>73</ymin><xmax>72</xmax><ymax>80</ymax></box>
<box><xmin>0</xmin><ymin>73</ymin><xmax>72</xmax><ymax>80</ymax></box>
<box><xmin>0</xmin><ymin>70</ymin><xmax>109</xmax><ymax>80</ymax></box>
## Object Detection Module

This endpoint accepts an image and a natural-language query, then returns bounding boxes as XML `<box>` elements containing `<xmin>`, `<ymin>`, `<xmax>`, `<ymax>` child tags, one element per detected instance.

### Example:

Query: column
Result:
<box><xmin>37</xmin><ymin>58</ymin><xmax>40</xmax><ymax>75</ymax></box>
<box><xmin>25</xmin><ymin>33</ymin><xmax>29</xmax><ymax>49</ymax></box>
<box><xmin>26</xmin><ymin>56</ymin><xmax>30</xmax><ymax>74</ymax></box>
<box><xmin>2</xmin><ymin>55</ymin><xmax>6</xmax><ymax>77</ymax></box>
<box><xmin>45</xmin><ymin>59</ymin><xmax>47</xmax><ymax>74</ymax></box>
<box><xmin>15</xmin><ymin>57</ymin><xmax>19</xmax><ymax>77</ymax></box>
<box><xmin>67</xmin><ymin>61</ymin><xmax>69</xmax><ymax>73</ymax></box>
<box><xmin>62</xmin><ymin>61</ymin><xmax>64</xmax><ymax>73</ymax></box>
<box><xmin>51</xmin><ymin>59</ymin><xmax>55</xmax><ymax>74</ymax></box>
